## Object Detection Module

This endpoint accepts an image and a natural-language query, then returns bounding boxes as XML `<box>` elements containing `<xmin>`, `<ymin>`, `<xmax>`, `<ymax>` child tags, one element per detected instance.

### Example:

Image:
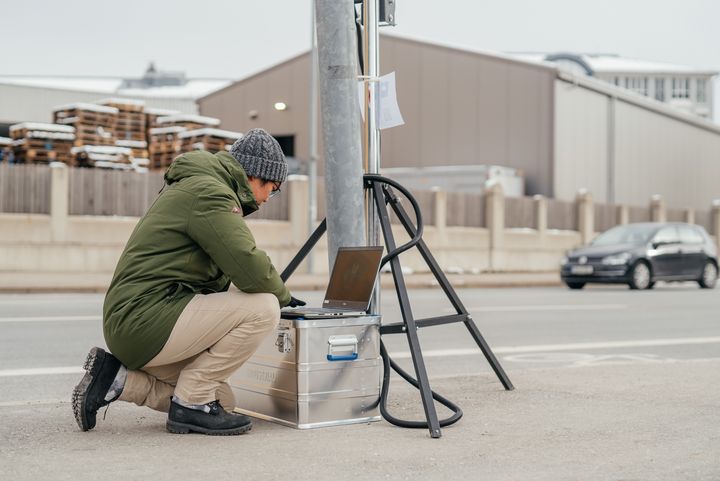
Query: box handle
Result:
<box><xmin>327</xmin><ymin>335</ymin><xmax>358</xmax><ymax>361</ymax></box>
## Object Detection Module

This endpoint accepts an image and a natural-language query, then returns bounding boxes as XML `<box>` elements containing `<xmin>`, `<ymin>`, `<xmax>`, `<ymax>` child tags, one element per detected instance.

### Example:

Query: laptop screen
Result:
<box><xmin>323</xmin><ymin>246</ymin><xmax>384</xmax><ymax>310</ymax></box>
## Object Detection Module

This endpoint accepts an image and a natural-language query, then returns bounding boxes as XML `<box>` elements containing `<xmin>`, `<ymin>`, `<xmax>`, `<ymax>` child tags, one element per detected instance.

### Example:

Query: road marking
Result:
<box><xmin>0</xmin><ymin>367</ymin><xmax>84</xmax><ymax>377</ymax></box>
<box><xmin>0</xmin><ymin>399</ymin><xmax>69</xmax><ymax>407</ymax></box>
<box><xmin>445</xmin><ymin>304</ymin><xmax>627</xmax><ymax>313</ymax></box>
<box><xmin>389</xmin><ymin>336</ymin><xmax>720</xmax><ymax>359</ymax></box>
<box><xmin>0</xmin><ymin>315</ymin><xmax>101</xmax><ymax>323</ymax></box>
<box><xmin>3</xmin><ymin>336</ymin><xmax>719</xmax><ymax>378</ymax></box>
<box><xmin>0</xmin><ymin>298</ymin><xmax>101</xmax><ymax>306</ymax></box>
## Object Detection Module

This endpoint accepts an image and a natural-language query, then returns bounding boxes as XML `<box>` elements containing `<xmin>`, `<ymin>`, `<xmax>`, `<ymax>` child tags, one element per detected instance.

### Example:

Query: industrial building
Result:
<box><xmin>198</xmin><ymin>33</ymin><xmax>720</xmax><ymax>210</ymax></box>
<box><xmin>511</xmin><ymin>52</ymin><xmax>716</xmax><ymax>119</ymax></box>
<box><xmin>0</xmin><ymin>64</ymin><xmax>230</xmax><ymax>136</ymax></box>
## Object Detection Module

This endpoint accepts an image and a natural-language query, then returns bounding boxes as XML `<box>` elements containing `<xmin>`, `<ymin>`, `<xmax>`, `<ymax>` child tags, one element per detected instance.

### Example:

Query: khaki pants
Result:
<box><xmin>118</xmin><ymin>286</ymin><xmax>280</xmax><ymax>413</ymax></box>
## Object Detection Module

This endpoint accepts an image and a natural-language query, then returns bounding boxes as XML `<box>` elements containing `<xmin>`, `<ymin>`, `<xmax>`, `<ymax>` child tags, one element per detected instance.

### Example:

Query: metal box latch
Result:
<box><xmin>275</xmin><ymin>329</ymin><xmax>293</xmax><ymax>353</ymax></box>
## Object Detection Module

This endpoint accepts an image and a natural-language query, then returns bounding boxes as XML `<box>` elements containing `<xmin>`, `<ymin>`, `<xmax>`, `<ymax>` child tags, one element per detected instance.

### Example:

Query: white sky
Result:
<box><xmin>4</xmin><ymin>0</ymin><xmax>720</xmax><ymax>118</ymax></box>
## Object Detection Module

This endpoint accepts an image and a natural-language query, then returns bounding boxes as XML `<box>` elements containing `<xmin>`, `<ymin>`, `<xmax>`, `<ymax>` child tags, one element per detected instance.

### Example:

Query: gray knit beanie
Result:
<box><xmin>229</xmin><ymin>128</ymin><xmax>288</xmax><ymax>183</ymax></box>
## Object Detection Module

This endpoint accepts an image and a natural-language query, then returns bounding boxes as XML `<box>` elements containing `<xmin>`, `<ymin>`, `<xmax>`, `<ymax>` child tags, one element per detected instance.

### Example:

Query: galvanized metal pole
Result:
<box><xmin>307</xmin><ymin>0</ymin><xmax>319</xmax><ymax>273</ymax></box>
<box><xmin>315</xmin><ymin>0</ymin><xmax>366</xmax><ymax>268</ymax></box>
<box><xmin>363</xmin><ymin>0</ymin><xmax>382</xmax><ymax>313</ymax></box>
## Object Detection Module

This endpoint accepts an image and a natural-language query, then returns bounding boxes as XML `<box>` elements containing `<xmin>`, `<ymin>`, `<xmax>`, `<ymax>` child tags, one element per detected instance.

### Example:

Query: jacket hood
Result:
<box><xmin>164</xmin><ymin>150</ymin><xmax>259</xmax><ymax>215</ymax></box>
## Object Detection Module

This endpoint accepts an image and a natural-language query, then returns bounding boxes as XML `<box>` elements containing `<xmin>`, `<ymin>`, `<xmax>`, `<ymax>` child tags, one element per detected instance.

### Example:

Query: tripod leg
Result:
<box><xmin>463</xmin><ymin>316</ymin><xmax>514</xmax><ymax>390</ymax></box>
<box><xmin>387</xmin><ymin>189</ymin><xmax>514</xmax><ymax>391</ymax></box>
<box><xmin>372</xmin><ymin>183</ymin><xmax>442</xmax><ymax>438</ymax></box>
<box><xmin>280</xmin><ymin>219</ymin><xmax>327</xmax><ymax>282</ymax></box>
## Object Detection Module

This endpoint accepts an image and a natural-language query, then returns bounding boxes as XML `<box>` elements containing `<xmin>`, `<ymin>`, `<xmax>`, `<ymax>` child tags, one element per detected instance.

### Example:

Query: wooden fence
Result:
<box><xmin>69</xmin><ymin>168</ymin><xmax>165</xmax><ymax>217</ymax></box>
<box><xmin>695</xmin><ymin>210</ymin><xmax>712</xmax><ymax>233</ymax></box>
<box><xmin>447</xmin><ymin>191</ymin><xmax>485</xmax><ymax>227</ymax></box>
<box><xmin>504</xmin><ymin>196</ymin><xmax>535</xmax><ymax>229</ymax></box>
<box><xmin>546</xmin><ymin>198</ymin><xmax>576</xmax><ymax>230</ymax></box>
<box><xmin>594</xmin><ymin>203</ymin><xmax>617</xmax><ymax>233</ymax></box>
<box><xmin>1</xmin><ymin>164</ymin><xmax>717</xmax><ymax>235</ymax></box>
<box><xmin>0</xmin><ymin>164</ymin><xmax>51</xmax><ymax>214</ymax></box>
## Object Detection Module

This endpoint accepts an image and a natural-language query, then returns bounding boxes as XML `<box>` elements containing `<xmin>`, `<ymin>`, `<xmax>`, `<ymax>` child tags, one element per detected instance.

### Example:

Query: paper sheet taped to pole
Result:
<box><xmin>358</xmin><ymin>71</ymin><xmax>405</xmax><ymax>130</ymax></box>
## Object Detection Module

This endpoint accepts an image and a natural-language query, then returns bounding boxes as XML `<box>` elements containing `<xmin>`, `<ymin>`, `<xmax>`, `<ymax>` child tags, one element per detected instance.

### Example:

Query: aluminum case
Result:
<box><xmin>229</xmin><ymin>315</ymin><xmax>381</xmax><ymax>429</ymax></box>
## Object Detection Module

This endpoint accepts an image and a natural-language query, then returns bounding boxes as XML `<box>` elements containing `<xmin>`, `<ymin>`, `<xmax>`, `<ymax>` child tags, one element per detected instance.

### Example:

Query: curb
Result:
<box><xmin>0</xmin><ymin>272</ymin><xmax>562</xmax><ymax>294</ymax></box>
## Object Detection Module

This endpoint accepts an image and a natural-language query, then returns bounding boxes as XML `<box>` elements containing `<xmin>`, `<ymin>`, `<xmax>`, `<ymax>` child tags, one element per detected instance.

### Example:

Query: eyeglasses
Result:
<box><xmin>268</xmin><ymin>182</ymin><xmax>282</xmax><ymax>199</ymax></box>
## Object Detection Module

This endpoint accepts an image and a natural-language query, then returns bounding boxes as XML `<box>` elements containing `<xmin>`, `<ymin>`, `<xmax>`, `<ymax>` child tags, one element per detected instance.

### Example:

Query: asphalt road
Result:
<box><xmin>1</xmin><ymin>283</ymin><xmax>719</xmax><ymax>480</ymax></box>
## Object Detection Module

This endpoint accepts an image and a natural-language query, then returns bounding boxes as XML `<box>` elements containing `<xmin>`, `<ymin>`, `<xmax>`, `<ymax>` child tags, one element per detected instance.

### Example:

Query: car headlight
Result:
<box><xmin>601</xmin><ymin>252</ymin><xmax>632</xmax><ymax>265</ymax></box>
<box><xmin>560</xmin><ymin>256</ymin><xmax>569</xmax><ymax>266</ymax></box>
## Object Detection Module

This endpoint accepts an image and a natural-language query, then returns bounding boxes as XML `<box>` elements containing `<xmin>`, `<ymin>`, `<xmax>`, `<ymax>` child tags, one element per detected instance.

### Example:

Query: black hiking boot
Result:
<box><xmin>72</xmin><ymin>347</ymin><xmax>122</xmax><ymax>431</ymax></box>
<box><xmin>166</xmin><ymin>400</ymin><xmax>252</xmax><ymax>436</ymax></box>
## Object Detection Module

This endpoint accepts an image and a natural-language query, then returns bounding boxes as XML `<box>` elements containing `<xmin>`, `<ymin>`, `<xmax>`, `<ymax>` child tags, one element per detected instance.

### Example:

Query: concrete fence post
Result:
<box><xmin>432</xmin><ymin>187</ymin><xmax>447</xmax><ymax>236</ymax></box>
<box><xmin>50</xmin><ymin>162</ymin><xmax>69</xmax><ymax>242</ymax></box>
<box><xmin>617</xmin><ymin>205</ymin><xmax>629</xmax><ymax>225</ymax></box>
<box><xmin>711</xmin><ymin>200</ymin><xmax>720</xmax><ymax>249</ymax></box>
<box><xmin>484</xmin><ymin>182</ymin><xmax>504</xmax><ymax>271</ymax></box>
<box><xmin>575</xmin><ymin>189</ymin><xmax>594</xmax><ymax>244</ymax></box>
<box><xmin>650</xmin><ymin>194</ymin><xmax>666</xmax><ymax>222</ymax></box>
<box><xmin>533</xmin><ymin>194</ymin><xmax>547</xmax><ymax>236</ymax></box>
<box><xmin>287</xmin><ymin>175</ymin><xmax>310</xmax><ymax>256</ymax></box>
<box><xmin>684</xmin><ymin>208</ymin><xmax>695</xmax><ymax>224</ymax></box>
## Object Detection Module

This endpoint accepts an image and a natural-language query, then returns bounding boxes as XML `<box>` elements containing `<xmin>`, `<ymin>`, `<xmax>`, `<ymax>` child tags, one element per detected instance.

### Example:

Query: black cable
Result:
<box><xmin>378</xmin><ymin>341</ymin><xmax>463</xmax><ymax>428</ymax></box>
<box><xmin>363</xmin><ymin>174</ymin><xmax>464</xmax><ymax>429</ymax></box>
<box><xmin>363</xmin><ymin>174</ymin><xmax>423</xmax><ymax>267</ymax></box>
<box><xmin>354</xmin><ymin>2</ymin><xmax>364</xmax><ymax>74</ymax></box>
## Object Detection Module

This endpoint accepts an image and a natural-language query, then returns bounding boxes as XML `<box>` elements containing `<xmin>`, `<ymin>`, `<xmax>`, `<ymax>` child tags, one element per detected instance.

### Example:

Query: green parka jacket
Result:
<box><xmin>103</xmin><ymin>150</ymin><xmax>291</xmax><ymax>370</ymax></box>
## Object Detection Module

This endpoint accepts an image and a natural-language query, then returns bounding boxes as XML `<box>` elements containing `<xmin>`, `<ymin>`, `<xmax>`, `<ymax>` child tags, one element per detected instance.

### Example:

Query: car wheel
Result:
<box><xmin>698</xmin><ymin>261</ymin><xmax>718</xmax><ymax>289</ymax></box>
<box><xmin>628</xmin><ymin>261</ymin><xmax>651</xmax><ymax>290</ymax></box>
<box><xmin>565</xmin><ymin>281</ymin><xmax>586</xmax><ymax>290</ymax></box>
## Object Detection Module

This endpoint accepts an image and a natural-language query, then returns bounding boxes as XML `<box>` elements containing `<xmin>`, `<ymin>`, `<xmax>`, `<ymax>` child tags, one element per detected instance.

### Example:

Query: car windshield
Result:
<box><xmin>591</xmin><ymin>225</ymin><xmax>657</xmax><ymax>246</ymax></box>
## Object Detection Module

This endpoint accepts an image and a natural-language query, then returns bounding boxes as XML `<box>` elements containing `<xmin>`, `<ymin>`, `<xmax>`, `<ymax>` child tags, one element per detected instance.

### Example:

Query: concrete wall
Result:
<box><xmin>5</xmin><ymin>163</ymin><xmax>718</xmax><ymax>279</ymax></box>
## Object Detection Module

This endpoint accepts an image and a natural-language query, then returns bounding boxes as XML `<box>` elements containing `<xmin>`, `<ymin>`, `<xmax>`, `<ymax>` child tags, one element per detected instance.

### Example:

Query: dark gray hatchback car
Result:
<box><xmin>561</xmin><ymin>222</ymin><xmax>718</xmax><ymax>290</ymax></box>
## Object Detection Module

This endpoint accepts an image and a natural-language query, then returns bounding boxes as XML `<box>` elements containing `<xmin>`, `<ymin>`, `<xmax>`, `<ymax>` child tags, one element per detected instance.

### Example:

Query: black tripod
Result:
<box><xmin>280</xmin><ymin>174</ymin><xmax>514</xmax><ymax>438</ymax></box>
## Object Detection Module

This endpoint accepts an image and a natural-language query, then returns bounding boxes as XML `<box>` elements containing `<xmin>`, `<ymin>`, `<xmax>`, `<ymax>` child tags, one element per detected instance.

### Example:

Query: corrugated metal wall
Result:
<box><xmin>199</xmin><ymin>36</ymin><xmax>557</xmax><ymax>197</ymax></box>
<box><xmin>198</xmin><ymin>54</ymin><xmax>313</xmax><ymax>161</ymax></box>
<box><xmin>554</xmin><ymin>76</ymin><xmax>720</xmax><ymax>210</ymax></box>
<box><xmin>198</xmin><ymin>35</ymin><xmax>720</xmax><ymax>210</ymax></box>
<box><xmin>614</xmin><ymin>101</ymin><xmax>720</xmax><ymax>209</ymax></box>
<box><xmin>553</xmin><ymin>82</ymin><xmax>609</xmax><ymax>202</ymax></box>
<box><xmin>379</xmin><ymin>37</ymin><xmax>555</xmax><ymax>196</ymax></box>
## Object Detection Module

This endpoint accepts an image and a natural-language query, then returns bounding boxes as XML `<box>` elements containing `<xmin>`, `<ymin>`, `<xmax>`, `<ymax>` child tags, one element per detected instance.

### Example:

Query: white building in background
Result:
<box><xmin>511</xmin><ymin>53</ymin><xmax>717</xmax><ymax>120</ymax></box>
<box><xmin>0</xmin><ymin>64</ymin><xmax>230</xmax><ymax>135</ymax></box>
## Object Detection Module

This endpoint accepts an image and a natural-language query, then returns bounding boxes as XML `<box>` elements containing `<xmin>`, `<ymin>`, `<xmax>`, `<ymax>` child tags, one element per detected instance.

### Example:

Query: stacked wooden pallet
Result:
<box><xmin>145</xmin><ymin>107</ymin><xmax>180</xmax><ymax>130</ymax></box>
<box><xmin>115</xmin><ymin>139</ymin><xmax>149</xmax><ymax>159</ymax></box>
<box><xmin>0</xmin><ymin>137</ymin><xmax>12</xmax><ymax>163</ymax></box>
<box><xmin>154</xmin><ymin>114</ymin><xmax>221</xmax><ymax>131</ymax></box>
<box><xmin>71</xmin><ymin>145</ymin><xmax>134</xmax><ymax>170</ymax></box>
<box><xmin>9</xmin><ymin>123</ymin><xmax>76</xmax><ymax>164</ymax></box>
<box><xmin>52</xmin><ymin>103</ymin><xmax>117</xmax><ymax>147</ymax></box>
<box><xmin>178</xmin><ymin>128</ymin><xmax>242</xmax><ymax>154</ymax></box>
<box><xmin>98</xmin><ymin>98</ymin><xmax>147</xmax><ymax>142</ymax></box>
<box><xmin>148</xmin><ymin>126</ymin><xmax>185</xmax><ymax>170</ymax></box>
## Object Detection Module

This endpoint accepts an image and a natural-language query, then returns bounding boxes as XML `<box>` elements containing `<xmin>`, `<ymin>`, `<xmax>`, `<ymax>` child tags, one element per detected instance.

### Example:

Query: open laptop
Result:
<box><xmin>281</xmin><ymin>246</ymin><xmax>384</xmax><ymax>319</ymax></box>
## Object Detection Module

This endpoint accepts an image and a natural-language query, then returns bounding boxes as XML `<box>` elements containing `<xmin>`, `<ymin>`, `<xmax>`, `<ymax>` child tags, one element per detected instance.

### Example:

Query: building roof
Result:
<box><xmin>509</xmin><ymin>52</ymin><xmax>718</xmax><ymax>76</ymax></box>
<box><xmin>0</xmin><ymin>76</ymin><xmax>231</xmax><ymax>99</ymax></box>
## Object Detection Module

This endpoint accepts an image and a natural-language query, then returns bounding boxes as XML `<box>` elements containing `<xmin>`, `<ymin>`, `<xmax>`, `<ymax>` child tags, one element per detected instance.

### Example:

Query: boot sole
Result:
<box><xmin>166</xmin><ymin>419</ymin><xmax>252</xmax><ymax>436</ymax></box>
<box><xmin>71</xmin><ymin>347</ymin><xmax>102</xmax><ymax>432</ymax></box>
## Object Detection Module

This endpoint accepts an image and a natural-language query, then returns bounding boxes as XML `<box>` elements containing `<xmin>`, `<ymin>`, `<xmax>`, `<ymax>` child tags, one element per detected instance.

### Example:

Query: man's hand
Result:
<box><xmin>287</xmin><ymin>296</ymin><xmax>307</xmax><ymax>308</ymax></box>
